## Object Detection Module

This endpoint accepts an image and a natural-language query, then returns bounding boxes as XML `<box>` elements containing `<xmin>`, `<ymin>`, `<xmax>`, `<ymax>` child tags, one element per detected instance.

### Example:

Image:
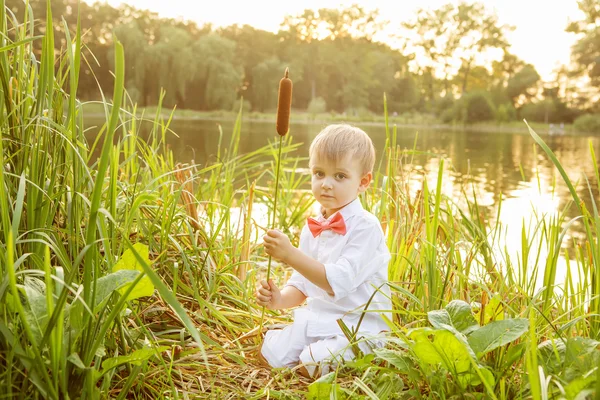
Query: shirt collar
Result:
<box><xmin>318</xmin><ymin>197</ymin><xmax>363</xmax><ymax>221</ymax></box>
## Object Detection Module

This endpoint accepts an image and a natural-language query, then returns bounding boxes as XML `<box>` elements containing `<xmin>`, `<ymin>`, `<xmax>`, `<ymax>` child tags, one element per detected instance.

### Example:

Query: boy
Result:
<box><xmin>256</xmin><ymin>124</ymin><xmax>391</xmax><ymax>377</ymax></box>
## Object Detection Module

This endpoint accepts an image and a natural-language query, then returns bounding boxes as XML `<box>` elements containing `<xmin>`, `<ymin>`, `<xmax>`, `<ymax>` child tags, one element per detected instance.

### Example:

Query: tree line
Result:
<box><xmin>8</xmin><ymin>0</ymin><xmax>600</xmax><ymax>125</ymax></box>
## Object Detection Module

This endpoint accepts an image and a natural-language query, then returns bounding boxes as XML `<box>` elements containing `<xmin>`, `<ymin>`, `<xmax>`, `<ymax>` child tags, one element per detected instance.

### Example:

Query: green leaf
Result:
<box><xmin>464</xmin><ymin>367</ymin><xmax>496</xmax><ymax>387</ymax></box>
<box><xmin>67</xmin><ymin>353</ymin><xmax>87</xmax><ymax>370</ymax></box>
<box><xmin>101</xmin><ymin>346</ymin><xmax>167</xmax><ymax>373</ymax></box>
<box><xmin>122</xmin><ymin>241</ymin><xmax>208</xmax><ymax>360</ymax></box>
<box><xmin>93</xmin><ymin>269</ymin><xmax>140</xmax><ymax>312</ymax></box>
<box><xmin>410</xmin><ymin>327</ymin><xmax>473</xmax><ymax>374</ymax></box>
<box><xmin>474</xmin><ymin>295</ymin><xmax>504</xmax><ymax>324</ymax></box>
<box><xmin>537</xmin><ymin>338</ymin><xmax>566</xmax><ymax>374</ymax></box>
<box><xmin>468</xmin><ymin>319</ymin><xmax>528</xmax><ymax>356</ymax></box>
<box><xmin>374</xmin><ymin>348</ymin><xmax>412</xmax><ymax>372</ymax></box>
<box><xmin>428</xmin><ymin>300</ymin><xmax>479</xmax><ymax>335</ymax></box>
<box><xmin>446</xmin><ymin>300</ymin><xmax>479</xmax><ymax>335</ymax></box>
<box><xmin>565</xmin><ymin>375</ymin><xmax>596</xmax><ymax>400</ymax></box>
<box><xmin>112</xmin><ymin>243</ymin><xmax>154</xmax><ymax>300</ymax></box>
<box><xmin>307</xmin><ymin>372</ymin><xmax>346</xmax><ymax>400</ymax></box>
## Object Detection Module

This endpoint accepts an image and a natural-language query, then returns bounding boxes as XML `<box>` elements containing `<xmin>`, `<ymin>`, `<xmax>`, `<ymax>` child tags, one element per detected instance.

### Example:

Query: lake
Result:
<box><xmin>87</xmin><ymin>117</ymin><xmax>600</xmax><ymax>286</ymax></box>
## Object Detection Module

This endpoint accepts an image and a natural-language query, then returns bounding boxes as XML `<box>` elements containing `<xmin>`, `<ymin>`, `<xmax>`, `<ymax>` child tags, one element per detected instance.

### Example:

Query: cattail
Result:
<box><xmin>259</xmin><ymin>68</ymin><xmax>292</xmax><ymax>334</ymax></box>
<box><xmin>276</xmin><ymin>68</ymin><xmax>293</xmax><ymax>136</ymax></box>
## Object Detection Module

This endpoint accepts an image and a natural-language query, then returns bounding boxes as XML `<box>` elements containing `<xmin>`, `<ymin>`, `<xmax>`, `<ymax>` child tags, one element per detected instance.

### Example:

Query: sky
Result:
<box><xmin>92</xmin><ymin>0</ymin><xmax>584</xmax><ymax>81</ymax></box>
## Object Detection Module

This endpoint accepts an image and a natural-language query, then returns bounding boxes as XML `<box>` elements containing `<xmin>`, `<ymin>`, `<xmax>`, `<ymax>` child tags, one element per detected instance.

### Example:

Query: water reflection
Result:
<box><xmin>87</xmin><ymin>117</ymin><xmax>600</xmax><ymax>289</ymax></box>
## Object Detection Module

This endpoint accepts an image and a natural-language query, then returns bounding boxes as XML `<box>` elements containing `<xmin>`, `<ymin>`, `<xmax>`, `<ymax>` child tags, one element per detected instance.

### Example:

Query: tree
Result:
<box><xmin>149</xmin><ymin>27</ymin><xmax>197</xmax><ymax>108</ymax></box>
<box><xmin>191</xmin><ymin>34</ymin><xmax>242</xmax><ymax>110</ymax></box>
<box><xmin>219</xmin><ymin>25</ymin><xmax>281</xmax><ymax>108</ymax></box>
<box><xmin>567</xmin><ymin>0</ymin><xmax>600</xmax><ymax>108</ymax></box>
<box><xmin>279</xmin><ymin>4</ymin><xmax>384</xmax><ymax>42</ymax></box>
<box><xmin>278</xmin><ymin>4</ymin><xmax>386</xmax><ymax>108</ymax></box>
<box><xmin>251</xmin><ymin>57</ymin><xmax>288</xmax><ymax>112</ymax></box>
<box><xmin>114</xmin><ymin>22</ymin><xmax>148</xmax><ymax>104</ymax></box>
<box><xmin>403</xmin><ymin>2</ymin><xmax>512</xmax><ymax>95</ymax></box>
<box><xmin>506</xmin><ymin>64</ymin><xmax>541</xmax><ymax>106</ymax></box>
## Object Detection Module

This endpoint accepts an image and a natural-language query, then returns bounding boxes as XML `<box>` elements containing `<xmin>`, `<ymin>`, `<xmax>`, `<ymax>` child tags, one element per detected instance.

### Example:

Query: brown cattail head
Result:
<box><xmin>276</xmin><ymin>67</ymin><xmax>293</xmax><ymax>136</ymax></box>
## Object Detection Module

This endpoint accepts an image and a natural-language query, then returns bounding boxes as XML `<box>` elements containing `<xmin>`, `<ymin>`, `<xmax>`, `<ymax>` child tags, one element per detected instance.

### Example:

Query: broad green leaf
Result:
<box><xmin>93</xmin><ymin>270</ymin><xmax>140</xmax><ymax>312</ymax></box>
<box><xmin>67</xmin><ymin>353</ymin><xmax>86</xmax><ymax>370</ymax></box>
<box><xmin>101</xmin><ymin>346</ymin><xmax>167</xmax><ymax>373</ymax></box>
<box><xmin>468</xmin><ymin>319</ymin><xmax>528</xmax><ymax>356</ymax></box>
<box><xmin>23</xmin><ymin>278</ymin><xmax>48</xmax><ymax>324</ymax></box>
<box><xmin>123</xmin><ymin>241</ymin><xmax>208</xmax><ymax>360</ymax></box>
<box><xmin>538</xmin><ymin>338</ymin><xmax>566</xmax><ymax>374</ymax></box>
<box><xmin>307</xmin><ymin>372</ymin><xmax>346</xmax><ymax>400</ymax></box>
<box><xmin>474</xmin><ymin>295</ymin><xmax>504</xmax><ymax>325</ymax></box>
<box><xmin>463</xmin><ymin>367</ymin><xmax>496</xmax><ymax>387</ymax></box>
<box><xmin>20</xmin><ymin>278</ymin><xmax>48</xmax><ymax>344</ymax></box>
<box><xmin>410</xmin><ymin>327</ymin><xmax>473</xmax><ymax>374</ymax></box>
<box><xmin>112</xmin><ymin>243</ymin><xmax>154</xmax><ymax>300</ymax></box>
<box><xmin>565</xmin><ymin>375</ymin><xmax>596</xmax><ymax>400</ymax></box>
<box><xmin>445</xmin><ymin>300</ymin><xmax>479</xmax><ymax>335</ymax></box>
<box><xmin>427</xmin><ymin>310</ymin><xmax>452</xmax><ymax>329</ymax></box>
<box><xmin>564</xmin><ymin>337</ymin><xmax>600</xmax><ymax>366</ymax></box>
<box><xmin>428</xmin><ymin>300</ymin><xmax>479</xmax><ymax>335</ymax></box>
<box><xmin>374</xmin><ymin>348</ymin><xmax>412</xmax><ymax>372</ymax></box>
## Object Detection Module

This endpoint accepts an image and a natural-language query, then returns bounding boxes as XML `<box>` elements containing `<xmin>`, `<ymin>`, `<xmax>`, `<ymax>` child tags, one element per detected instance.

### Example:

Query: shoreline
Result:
<box><xmin>82</xmin><ymin>112</ymin><xmax>582</xmax><ymax>136</ymax></box>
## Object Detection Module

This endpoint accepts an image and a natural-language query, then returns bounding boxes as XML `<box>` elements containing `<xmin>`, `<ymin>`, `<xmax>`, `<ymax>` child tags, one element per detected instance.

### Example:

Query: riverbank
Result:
<box><xmin>81</xmin><ymin>102</ymin><xmax>577</xmax><ymax>136</ymax></box>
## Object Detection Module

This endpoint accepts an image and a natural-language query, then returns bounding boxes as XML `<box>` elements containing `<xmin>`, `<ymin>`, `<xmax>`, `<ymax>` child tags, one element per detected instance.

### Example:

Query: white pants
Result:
<box><xmin>260</xmin><ymin>319</ymin><xmax>383</xmax><ymax>377</ymax></box>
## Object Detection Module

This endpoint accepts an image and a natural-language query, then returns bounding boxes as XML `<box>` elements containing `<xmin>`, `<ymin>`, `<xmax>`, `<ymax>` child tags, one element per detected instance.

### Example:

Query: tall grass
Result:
<box><xmin>1</xmin><ymin>3</ymin><xmax>599</xmax><ymax>399</ymax></box>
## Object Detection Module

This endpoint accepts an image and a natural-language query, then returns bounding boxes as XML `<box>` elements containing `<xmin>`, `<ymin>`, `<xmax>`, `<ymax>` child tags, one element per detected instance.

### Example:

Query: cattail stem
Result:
<box><xmin>259</xmin><ymin>134</ymin><xmax>284</xmax><ymax>332</ymax></box>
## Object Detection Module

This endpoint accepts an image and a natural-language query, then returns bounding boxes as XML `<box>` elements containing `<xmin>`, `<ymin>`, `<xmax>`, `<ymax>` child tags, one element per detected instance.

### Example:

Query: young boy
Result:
<box><xmin>256</xmin><ymin>124</ymin><xmax>391</xmax><ymax>377</ymax></box>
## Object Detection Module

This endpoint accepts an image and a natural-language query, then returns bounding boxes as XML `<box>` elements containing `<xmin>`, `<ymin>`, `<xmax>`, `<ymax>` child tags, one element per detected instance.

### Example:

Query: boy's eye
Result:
<box><xmin>335</xmin><ymin>173</ymin><xmax>346</xmax><ymax>180</ymax></box>
<box><xmin>314</xmin><ymin>171</ymin><xmax>324</xmax><ymax>178</ymax></box>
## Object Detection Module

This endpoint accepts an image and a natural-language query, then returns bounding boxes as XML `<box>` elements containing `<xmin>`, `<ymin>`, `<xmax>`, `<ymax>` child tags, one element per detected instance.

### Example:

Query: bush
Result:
<box><xmin>307</xmin><ymin>97</ymin><xmax>327</xmax><ymax>115</ymax></box>
<box><xmin>344</xmin><ymin>106</ymin><xmax>373</xmax><ymax>120</ymax></box>
<box><xmin>433</xmin><ymin>95</ymin><xmax>456</xmax><ymax>115</ymax></box>
<box><xmin>232</xmin><ymin>98</ymin><xmax>251</xmax><ymax>113</ymax></box>
<box><xmin>440</xmin><ymin>107</ymin><xmax>456</xmax><ymax>124</ymax></box>
<box><xmin>496</xmin><ymin>103</ymin><xmax>517</xmax><ymax>123</ymax></box>
<box><xmin>573</xmin><ymin>114</ymin><xmax>600</xmax><ymax>133</ymax></box>
<box><xmin>463</xmin><ymin>91</ymin><xmax>495</xmax><ymax>123</ymax></box>
<box><xmin>520</xmin><ymin>100</ymin><xmax>556</xmax><ymax>123</ymax></box>
<box><xmin>444</xmin><ymin>91</ymin><xmax>496</xmax><ymax>124</ymax></box>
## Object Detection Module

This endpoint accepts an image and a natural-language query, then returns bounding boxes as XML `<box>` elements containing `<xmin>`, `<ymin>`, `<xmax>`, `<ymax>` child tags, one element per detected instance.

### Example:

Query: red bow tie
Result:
<box><xmin>307</xmin><ymin>213</ymin><xmax>347</xmax><ymax>237</ymax></box>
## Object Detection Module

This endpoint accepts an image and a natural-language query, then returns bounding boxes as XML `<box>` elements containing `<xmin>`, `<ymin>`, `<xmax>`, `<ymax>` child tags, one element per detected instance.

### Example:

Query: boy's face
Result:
<box><xmin>310</xmin><ymin>154</ymin><xmax>372</xmax><ymax>217</ymax></box>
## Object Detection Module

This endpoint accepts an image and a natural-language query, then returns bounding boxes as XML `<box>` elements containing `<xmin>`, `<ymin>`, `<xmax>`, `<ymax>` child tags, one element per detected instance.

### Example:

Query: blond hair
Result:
<box><xmin>309</xmin><ymin>124</ymin><xmax>375</xmax><ymax>174</ymax></box>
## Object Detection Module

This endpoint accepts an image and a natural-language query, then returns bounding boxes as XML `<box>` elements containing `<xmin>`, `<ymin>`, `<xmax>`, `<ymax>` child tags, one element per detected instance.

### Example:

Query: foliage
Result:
<box><xmin>567</xmin><ymin>0</ymin><xmax>600</xmax><ymax>88</ymax></box>
<box><xmin>506</xmin><ymin>64</ymin><xmax>541</xmax><ymax>105</ymax></box>
<box><xmin>307</xmin><ymin>96</ymin><xmax>327</xmax><ymax>115</ymax></box>
<box><xmin>3</xmin><ymin>3</ymin><xmax>600</xmax><ymax>399</ymax></box>
<box><xmin>233</xmin><ymin>98</ymin><xmax>252</xmax><ymax>113</ymax></box>
<box><xmin>520</xmin><ymin>100</ymin><xmax>557</xmax><ymax>123</ymax></box>
<box><xmin>403</xmin><ymin>2</ymin><xmax>511</xmax><ymax>94</ymax></box>
<box><xmin>495</xmin><ymin>103</ymin><xmax>517</xmax><ymax>123</ymax></box>
<box><xmin>447</xmin><ymin>91</ymin><xmax>496</xmax><ymax>123</ymax></box>
<box><xmin>573</xmin><ymin>113</ymin><xmax>600</xmax><ymax>133</ymax></box>
<box><xmin>13</xmin><ymin>0</ymin><xmax>597</xmax><ymax>121</ymax></box>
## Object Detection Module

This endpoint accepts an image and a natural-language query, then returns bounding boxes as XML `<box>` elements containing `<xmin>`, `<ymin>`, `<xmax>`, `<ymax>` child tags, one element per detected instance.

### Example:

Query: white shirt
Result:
<box><xmin>285</xmin><ymin>198</ymin><xmax>392</xmax><ymax>338</ymax></box>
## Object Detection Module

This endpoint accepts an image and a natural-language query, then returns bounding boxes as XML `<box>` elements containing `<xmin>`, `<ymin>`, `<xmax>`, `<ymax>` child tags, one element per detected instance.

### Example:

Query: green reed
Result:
<box><xmin>2</xmin><ymin>2</ymin><xmax>600</xmax><ymax>398</ymax></box>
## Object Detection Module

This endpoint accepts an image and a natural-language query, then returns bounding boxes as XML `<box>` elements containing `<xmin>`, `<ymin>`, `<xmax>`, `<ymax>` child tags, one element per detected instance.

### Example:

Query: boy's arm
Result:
<box><xmin>283</xmin><ymin>248</ymin><xmax>334</xmax><ymax>296</ymax></box>
<box><xmin>264</xmin><ymin>228</ymin><xmax>334</xmax><ymax>295</ymax></box>
<box><xmin>275</xmin><ymin>285</ymin><xmax>307</xmax><ymax>309</ymax></box>
<box><xmin>266</xmin><ymin>217</ymin><xmax>389</xmax><ymax>301</ymax></box>
<box><xmin>257</xmin><ymin>280</ymin><xmax>307</xmax><ymax>310</ymax></box>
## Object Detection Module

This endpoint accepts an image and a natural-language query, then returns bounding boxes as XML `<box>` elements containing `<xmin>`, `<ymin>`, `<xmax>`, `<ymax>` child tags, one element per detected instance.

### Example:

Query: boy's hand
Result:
<box><xmin>263</xmin><ymin>229</ymin><xmax>295</xmax><ymax>263</ymax></box>
<box><xmin>255</xmin><ymin>279</ymin><xmax>282</xmax><ymax>309</ymax></box>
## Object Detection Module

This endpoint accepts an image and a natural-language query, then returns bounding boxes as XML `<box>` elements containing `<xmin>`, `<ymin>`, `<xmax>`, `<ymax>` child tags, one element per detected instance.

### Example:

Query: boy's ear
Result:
<box><xmin>359</xmin><ymin>172</ymin><xmax>372</xmax><ymax>192</ymax></box>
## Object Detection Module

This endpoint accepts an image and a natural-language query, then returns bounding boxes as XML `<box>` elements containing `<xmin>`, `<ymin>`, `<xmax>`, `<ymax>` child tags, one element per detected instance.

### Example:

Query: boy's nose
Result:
<box><xmin>321</xmin><ymin>178</ymin><xmax>333</xmax><ymax>189</ymax></box>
